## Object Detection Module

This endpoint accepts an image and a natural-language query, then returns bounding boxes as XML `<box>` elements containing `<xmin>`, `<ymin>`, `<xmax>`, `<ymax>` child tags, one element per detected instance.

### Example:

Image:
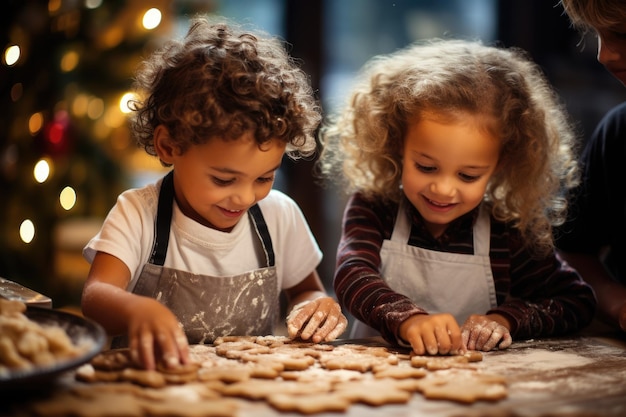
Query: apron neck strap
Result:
<box><xmin>248</xmin><ymin>204</ymin><xmax>276</xmax><ymax>267</ymax></box>
<box><xmin>150</xmin><ymin>171</ymin><xmax>276</xmax><ymax>268</ymax></box>
<box><xmin>150</xmin><ymin>171</ymin><xmax>174</xmax><ymax>266</ymax></box>
<box><xmin>391</xmin><ymin>198</ymin><xmax>490</xmax><ymax>255</ymax></box>
<box><xmin>390</xmin><ymin>198</ymin><xmax>411</xmax><ymax>243</ymax></box>
<box><xmin>473</xmin><ymin>205</ymin><xmax>491</xmax><ymax>255</ymax></box>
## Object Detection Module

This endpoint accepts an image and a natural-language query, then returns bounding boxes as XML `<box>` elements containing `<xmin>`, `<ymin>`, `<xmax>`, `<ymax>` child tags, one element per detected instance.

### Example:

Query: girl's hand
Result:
<box><xmin>461</xmin><ymin>314</ymin><xmax>512</xmax><ymax>351</ymax></box>
<box><xmin>127</xmin><ymin>298</ymin><xmax>190</xmax><ymax>370</ymax></box>
<box><xmin>399</xmin><ymin>313</ymin><xmax>464</xmax><ymax>355</ymax></box>
<box><xmin>286</xmin><ymin>297</ymin><xmax>348</xmax><ymax>343</ymax></box>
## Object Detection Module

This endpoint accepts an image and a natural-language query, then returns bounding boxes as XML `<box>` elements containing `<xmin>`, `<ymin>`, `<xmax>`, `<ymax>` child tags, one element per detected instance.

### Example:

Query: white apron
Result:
<box><xmin>351</xmin><ymin>200</ymin><xmax>497</xmax><ymax>338</ymax></box>
<box><xmin>112</xmin><ymin>171</ymin><xmax>278</xmax><ymax>347</ymax></box>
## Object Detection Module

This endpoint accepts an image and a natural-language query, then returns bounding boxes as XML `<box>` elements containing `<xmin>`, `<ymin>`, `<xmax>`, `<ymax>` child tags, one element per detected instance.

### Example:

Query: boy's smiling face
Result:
<box><xmin>156</xmin><ymin>128</ymin><xmax>286</xmax><ymax>232</ymax></box>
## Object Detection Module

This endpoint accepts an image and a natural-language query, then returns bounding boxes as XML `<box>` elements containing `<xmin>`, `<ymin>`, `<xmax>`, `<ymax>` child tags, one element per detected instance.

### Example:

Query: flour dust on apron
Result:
<box><xmin>112</xmin><ymin>171</ymin><xmax>278</xmax><ymax>347</ymax></box>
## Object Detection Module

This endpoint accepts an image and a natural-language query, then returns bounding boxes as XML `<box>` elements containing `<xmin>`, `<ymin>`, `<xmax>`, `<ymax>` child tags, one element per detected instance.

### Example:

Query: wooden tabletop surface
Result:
<box><xmin>238</xmin><ymin>334</ymin><xmax>626</xmax><ymax>417</ymax></box>
<box><xmin>3</xmin><ymin>331</ymin><xmax>626</xmax><ymax>417</ymax></box>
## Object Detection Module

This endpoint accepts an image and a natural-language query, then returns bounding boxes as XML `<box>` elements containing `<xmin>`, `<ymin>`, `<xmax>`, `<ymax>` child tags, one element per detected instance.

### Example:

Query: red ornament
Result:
<box><xmin>43</xmin><ymin>110</ymin><xmax>73</xmax><ymax>156</ymax></box>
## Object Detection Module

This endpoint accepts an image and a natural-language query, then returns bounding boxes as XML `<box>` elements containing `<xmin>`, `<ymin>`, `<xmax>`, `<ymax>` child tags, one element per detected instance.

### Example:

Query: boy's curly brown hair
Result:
<box><xmin>130</xmin><ymin>17</ymin><xmax>320</xmax><ymax>164</ymax></box>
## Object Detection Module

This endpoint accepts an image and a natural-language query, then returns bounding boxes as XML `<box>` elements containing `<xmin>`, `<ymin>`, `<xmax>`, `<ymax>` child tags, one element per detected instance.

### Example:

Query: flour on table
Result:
<box><xmin>485</xmin><ymin>349</ymin><xmax>594</xmax><ymax>373</ymax></box>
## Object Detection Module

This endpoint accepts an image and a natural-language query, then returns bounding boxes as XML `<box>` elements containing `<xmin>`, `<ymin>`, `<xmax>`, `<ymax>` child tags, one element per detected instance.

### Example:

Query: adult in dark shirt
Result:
<box><xmin>557</xmin><ymin>0</ymin><xmax>626</xmax><ymax>331</ymax></box>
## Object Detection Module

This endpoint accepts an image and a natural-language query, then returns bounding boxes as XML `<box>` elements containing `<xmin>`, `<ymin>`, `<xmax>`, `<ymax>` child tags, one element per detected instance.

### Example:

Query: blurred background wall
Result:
<box><xmin>1</xmin><ymin>0</ymin><xmax>624</xmax><ymax>309</ymax></box>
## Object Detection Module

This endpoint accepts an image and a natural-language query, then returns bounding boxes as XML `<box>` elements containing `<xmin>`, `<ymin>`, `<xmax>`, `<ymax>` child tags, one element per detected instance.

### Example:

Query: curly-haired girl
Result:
<box><xmin>82</xmin><ymin>18</ymin><xmax>346</xmax><ymax>370</ymax></box>
<box><xmin>319</xmin><ymin>38</ymin><xmax>595</xmax><ymax>355</ymax></box>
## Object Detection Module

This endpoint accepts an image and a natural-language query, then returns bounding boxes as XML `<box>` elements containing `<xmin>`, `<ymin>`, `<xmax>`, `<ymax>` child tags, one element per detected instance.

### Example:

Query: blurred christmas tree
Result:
<box><xmin>0</xmin><ymin>0</ymin><xmax>210</xmax><ymax>306</ymax></box>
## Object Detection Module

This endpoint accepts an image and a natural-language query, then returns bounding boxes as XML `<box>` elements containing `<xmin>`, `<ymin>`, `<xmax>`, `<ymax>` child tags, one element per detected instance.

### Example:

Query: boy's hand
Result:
<box><xmin>286</xmin><ymin>297</ymin><xmax>348</xmax><ymax>343</ymax></box>
<box><xmin>127</xmin><ymin>298</ymin><xmax>190</xmax><ymax>370</ymax></box>
<box><xmin>400</xmin><ymin>313</ymin><xmax>464</xmax><ymax>355</ymax></box>
<box><xmin>461</xmin><ymin>314</ymin><xmax>512</xmax><ymax>351</ymax></box>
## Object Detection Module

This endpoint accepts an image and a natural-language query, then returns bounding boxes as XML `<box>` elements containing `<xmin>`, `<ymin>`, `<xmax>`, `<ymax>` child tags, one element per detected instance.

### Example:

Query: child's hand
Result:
<box><xmin>399</xmin><ymin>313</ymin><xmax>464</xmax><ymax>355</ymax></box>
<box><xmin>461</xmin><ymin>314</ymin><xmax>512</xmax><ymax>351</ymax></box>
<box><xmin>286</xmin><ymin>297</ymin><xmax>348</xmax><ymax>343</ymax></box>
<box><xmin>127</xmin><ymin>298</ymin><xmax>190</xmax><ymax>370</ymax></box>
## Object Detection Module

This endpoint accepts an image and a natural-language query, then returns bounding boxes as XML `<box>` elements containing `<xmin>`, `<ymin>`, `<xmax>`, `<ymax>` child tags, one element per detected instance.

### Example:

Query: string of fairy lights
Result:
<box><xmin>2</xmin><ymin>4</ymin><xmax>166</xmax><ymax>246</ymax></box>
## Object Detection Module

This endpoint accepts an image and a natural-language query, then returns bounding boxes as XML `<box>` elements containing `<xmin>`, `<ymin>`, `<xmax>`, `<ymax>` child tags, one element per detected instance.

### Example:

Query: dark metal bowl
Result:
<box><xmin>0</xmin><ymin>306</ymin><xmax>106</xmax><ymax>389</ymax></box>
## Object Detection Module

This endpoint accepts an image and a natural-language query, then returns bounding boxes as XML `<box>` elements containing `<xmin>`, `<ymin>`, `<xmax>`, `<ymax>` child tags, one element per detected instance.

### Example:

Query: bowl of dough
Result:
<box><xmin>0</xmin><ymin>299</ymin><xmax>106</xmax><ymax>389</ymax></box>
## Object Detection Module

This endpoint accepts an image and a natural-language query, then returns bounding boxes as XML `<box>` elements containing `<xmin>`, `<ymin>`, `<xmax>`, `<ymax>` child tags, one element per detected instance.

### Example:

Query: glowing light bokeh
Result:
<box><xmin>142</xmin><ymin>8</ymin><xmax>162</xmax><ymax>30</ymax></box>
<box><xmin>119</xmin><ymin>92</ymin><xmax>136</xmax><ymax>114</ymax></box>
<box><xmin>60</xmin><ymin>50</ymin><xmax>80</xmax><ymax>72</ymax></box>
<box><xmin>28</xmin><ymin>112</ymin><xmax>44</xmax><ymax>135</ymax></box>
<box><xmin>87</xmin><ymin>97</ymin><xmax>104</xmax><ymax>120</ymax></box>
<box><xmin>72</xmin><ymin>94</ymin><xmax>89</xmax><ymax>117</ymax></box>
<box><xmin>48</xmin><ymin>0</ymin><xmax>61</xmax><ymax>13</ymax></box>
<box><xmin>20</xmin><ymin>220</ymin><xmax>35</xmax><ymax>244</ymax></box>
<box><xmin>34</xmin><ymin>159</ymin><xmax>51</xmax><ymax>183</ymax></box>
<box><xmin>85</xmin><ymin>0</ymin><xmax>103</xmax><ymax>9</ymax></box>
<box><xmin>4</xmin><ymin>45</ymin><xmax>20</xmax><ymax>66</ymax></box>
<box><xmin>10</xmin><ymin>83</ymin><xmax>23</xmax><ymax>102</ymax></box>
<box><xmin>59</xmin><ymin>186</ymin><xmax>77</xmax><ymax>210</ymax></box>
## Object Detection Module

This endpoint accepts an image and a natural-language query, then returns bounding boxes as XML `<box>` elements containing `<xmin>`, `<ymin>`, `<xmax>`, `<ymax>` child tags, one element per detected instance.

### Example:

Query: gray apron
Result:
<box><xmin>351</xmin><ymin>200</ymin><xmax>497</xmax><ymax>338</ymax></box>
<box><xmin>113</xmin><ymin>171</ymin><xmax>278</xmax><ymax>347</ymax></box>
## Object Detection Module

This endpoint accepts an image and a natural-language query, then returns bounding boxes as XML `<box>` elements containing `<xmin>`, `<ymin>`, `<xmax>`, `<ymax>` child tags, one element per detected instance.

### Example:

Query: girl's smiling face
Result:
<box><xmin>156</xmin><ymin>127</ymin><xmax>286</xmax><ymax>232</ymax></box>
<box><xmin>401</xmin><ymin>112</ymin><xmax>501</xmax><ymax>238</ymax></box>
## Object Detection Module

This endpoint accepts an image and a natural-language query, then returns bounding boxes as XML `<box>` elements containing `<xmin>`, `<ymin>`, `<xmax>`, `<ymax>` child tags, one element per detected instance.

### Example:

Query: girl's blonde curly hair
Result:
<box><xmin>130</xmin><ymin>17</ymin><xmax>320</xmax><ymax>163</ymax></box>
<box><xmin>319</xmin><ymin>39</ymin><xmax>580</xmax><ymax>257</ymax></box>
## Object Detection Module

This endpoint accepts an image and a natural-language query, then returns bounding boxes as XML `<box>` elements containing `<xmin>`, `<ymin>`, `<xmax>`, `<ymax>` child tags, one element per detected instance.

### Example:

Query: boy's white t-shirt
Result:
<box><xmin>83</xmin><ymin>178</ymin><xmax>322</xmax><ymax>292</ymax></box>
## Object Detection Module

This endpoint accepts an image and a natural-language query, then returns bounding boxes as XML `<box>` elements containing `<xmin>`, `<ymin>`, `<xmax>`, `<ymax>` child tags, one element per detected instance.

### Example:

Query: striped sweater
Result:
<box><xmin>335</xmin><ymin>193</ymin><xmax>597</xmax><ymax>346</ymax></box>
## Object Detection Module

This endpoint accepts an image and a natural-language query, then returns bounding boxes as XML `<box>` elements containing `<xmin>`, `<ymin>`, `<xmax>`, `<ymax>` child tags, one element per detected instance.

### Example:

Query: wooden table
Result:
<box><xmin>237</xmin><ymin>334</ymin><xmax>626</xmax><ymax>417</ymax></box>
<box><xmin>3</xmin><ymin>333</ymin><xmax>626</xmax><ymax>417</ymax></box>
